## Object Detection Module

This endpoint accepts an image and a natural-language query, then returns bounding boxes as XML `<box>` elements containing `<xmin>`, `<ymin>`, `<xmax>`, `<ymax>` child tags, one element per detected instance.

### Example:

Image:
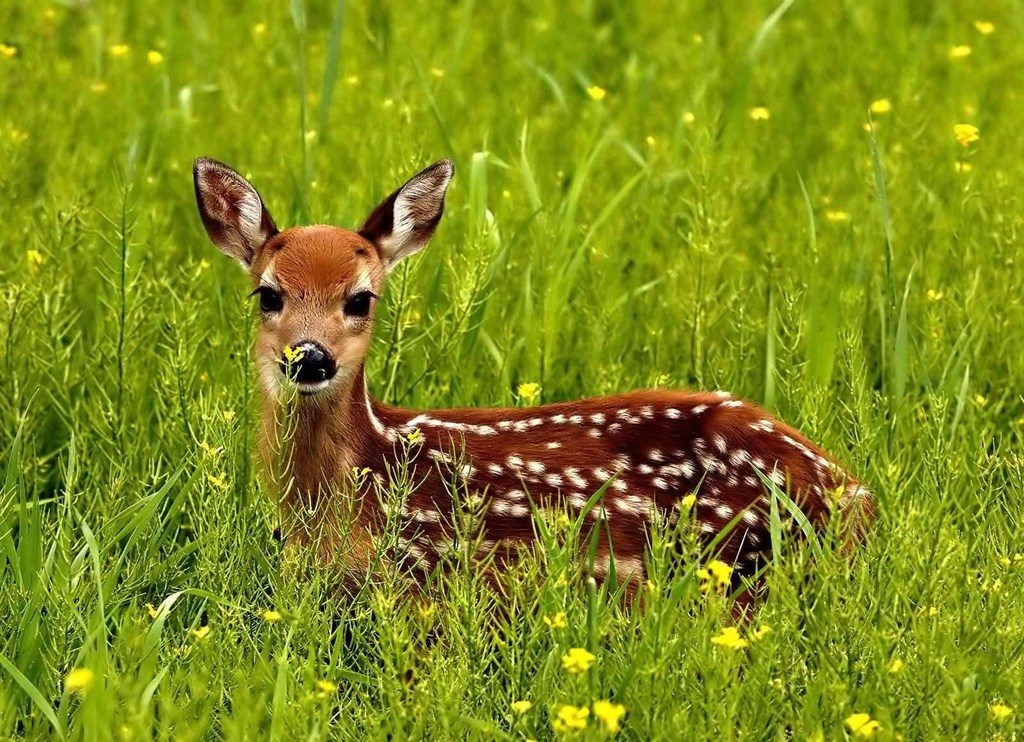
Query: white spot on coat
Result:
<box><xmin>564</xmin><ymin>467</ymin><xmax>587</xmax><ymax>489</ymax></box>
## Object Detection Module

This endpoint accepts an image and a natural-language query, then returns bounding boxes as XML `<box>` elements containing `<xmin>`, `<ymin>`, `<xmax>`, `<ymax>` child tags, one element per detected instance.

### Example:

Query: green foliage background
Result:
<box><xmin>1</xmin><ymin>0</ymin><xmax>1022</xmax><ymax>738</ymax></box>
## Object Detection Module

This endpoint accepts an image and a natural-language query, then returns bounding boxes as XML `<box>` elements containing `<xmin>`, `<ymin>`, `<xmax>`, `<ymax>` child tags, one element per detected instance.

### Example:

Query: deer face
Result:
<box><xmin>193</xmin><ymin>158</ymin><xmax>453</xmax><ymax>399</ymax></box>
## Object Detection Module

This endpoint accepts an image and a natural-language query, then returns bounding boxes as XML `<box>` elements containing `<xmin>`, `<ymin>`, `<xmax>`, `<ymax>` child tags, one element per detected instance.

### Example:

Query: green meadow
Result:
<box><xmin>2</xmin><ymin>0</ymin><xmax>1023</xmax><ymax>738</ymax></box>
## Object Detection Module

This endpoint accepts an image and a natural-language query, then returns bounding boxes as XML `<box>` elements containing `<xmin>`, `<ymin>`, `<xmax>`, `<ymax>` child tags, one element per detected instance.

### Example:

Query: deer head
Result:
<box><xmin>193</xmin><ymin>157</ymin><xmax>453</xmax><ymax>400</ymax></box>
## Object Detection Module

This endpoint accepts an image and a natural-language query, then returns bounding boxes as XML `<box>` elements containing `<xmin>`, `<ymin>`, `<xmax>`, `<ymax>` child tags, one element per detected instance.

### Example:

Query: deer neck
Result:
<box><xmin>261</xmin><ymin>364</ymin><xmax>389</xmax><ymax>513</ymax></box>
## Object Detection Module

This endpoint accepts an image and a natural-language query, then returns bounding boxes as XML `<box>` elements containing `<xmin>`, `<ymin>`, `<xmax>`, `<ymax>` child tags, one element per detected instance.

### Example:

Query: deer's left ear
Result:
<box><xmin>359</xmin><ymin>159</ymin><xmax>454</xmax><ymax>269</ymax></box>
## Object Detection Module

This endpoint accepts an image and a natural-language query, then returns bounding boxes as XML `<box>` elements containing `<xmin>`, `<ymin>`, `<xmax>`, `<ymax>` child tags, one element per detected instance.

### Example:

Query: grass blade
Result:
<box><xmin>0</xmin><ymin>653</ymin><xmax>65</xmax><ymax>739</ymax></box>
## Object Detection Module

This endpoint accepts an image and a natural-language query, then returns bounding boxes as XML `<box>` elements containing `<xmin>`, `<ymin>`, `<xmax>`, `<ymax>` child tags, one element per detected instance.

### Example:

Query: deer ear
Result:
<box><xmin>193</xmin><ymin>157</ymin><xmax>278</xmax><ymax>269</ymax></box>
<box><xmin>359</xmin><ymin>159</ymin><xmax>453</xmax><ymax>269</ymax></box>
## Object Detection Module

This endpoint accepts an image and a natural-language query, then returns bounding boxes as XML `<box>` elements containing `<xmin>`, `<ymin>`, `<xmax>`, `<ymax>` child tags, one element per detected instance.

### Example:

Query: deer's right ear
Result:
<box><xmin>193</xmin><ymin>157</ymin><xmax>278</xmax><ymax>269</ymax></box>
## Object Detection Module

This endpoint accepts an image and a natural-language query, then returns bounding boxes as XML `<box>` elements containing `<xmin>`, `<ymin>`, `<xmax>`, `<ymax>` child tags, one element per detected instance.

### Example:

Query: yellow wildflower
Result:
<box><xmin>696</xmin><ymin>559</ymin><xmax>733</xmax><ymax>592</ymax></box>
<box><xmin>222</xmin><ymin>409</ymin><xmax>235</xmax><ymax>422</ymax></box>
<box><xmin>262</xmin><ymin>609</ymin><xmax>283</xmax><ymax>622</ymax></box>
<box><xmin>502</xmin><ymin>189</ymin><xmax>511</xmax><ymax>199</ymax></box>
<box><xmin>592</xmin><ymin>700</ymin><xmax>626</xmax><ymax>733</ymax></box>
<box><xmin>543</xmin><ymin>611</ymin><xmax>567</xmax><ymax>629</ymax></box>
<box><xmin>680</xmin><ymin>493</ymin><xmax>697</xmax><ymax>511</ymax></box>
<box><xmin>826</xmin><ymin>210</ymin><xmax>850</xmax><ymax>222</ymax></box>
<box><xmin>207</xmin><ymin>473</ymin><xmax>228</xmax><ymax>490</ymax></box>
<box><xmin>887</xmin><ymin>657</ymin><xmax>905</xmax><ymax>673</ymax></box>
<box><xmin>954</xmin><ymin>161</ymin><xmax>973</xmax><ymax>173</ymax></box>
<box><xmin>561</xmin><ymin>647</ymin><xmax>596</xmax><ymax>674</ymax></box>
<box><xmin>65</xmin><ymin>668</ymin><xmax>95</xmax><ymax>694</ymax></box>
<box><xmin>926</xmin><ymin>289</ymin><xmax>943</xmax><ymax>302</ymax></box>
<box><xmin>973</xmin><ymin>21</ymin><xmax>995</xmax><ymax>35</ymax></box>
<box><xmin>989</xmin><ymin>703</ymin><xmax>1013</xmax><ymax>721</ymax></box>
<box><xmin>430</xmin><ymin>67</ymin><xmax>445</xmax><ymax>78</ymax></box>
<box><xmin>682</xmin><ymin>111</ymin><xmax>696</xmax><ymax>124</ymax></box>
<box><xmin>949</xmin><ymin>45</ymin><xmax>972</xmax><ymax>59</ymax></box>
<box><xmin>645</xmin><ymin>135</ymin><xmax>656</xmax><ymax>147</ymax></box>
<box><xmin>869</xmin><ymin>98</ymin><xmax>892</xmax><ymax>114</ymax></box>
<box><xmin>108</xmin><ymin>43</ymin><xmax>131</xmax><ymax>57</ymax></box>
<box><xmin>973</xmin><ymin>394</ymin><xmax>987</xmax><ymax>408</ymax></box>
<box><xmin>315</xmin><ymin>679</ymin><xmax>338</xmax><ymax>694</ymax></box>
<box><xmin>281</xmin><ymin>345</ymin><xmax>305</xmax><ymax>364</ymax></box>
<box><xmin>586</xmin><ymin>85</ymin><xmax>607</xmax><ymax>101</ymax></box>
<box><xmin>406</xmin><ymin>428</ymin><xmax>423</xmax><ymax>444</ymax></box>
<box><xmin>748</xmin><ymin>106</ymin><xmax>770</xmax><ymax>121</ymax></box>
<box><xmin>346</xmin><ymin>75</ymin><xmax>359</xmax><ymax>86</ymax></box>
<box><xmin>191</xmin><ymin>626</ymin><xmax>211</xmax><ymax>640</ymax></box>
<box><xmin>954</xmin><ymin>124</ymin><xmax>980</xmax><ymax>147</ymax></box>
<box><xmin>90</xmin><ymin>81</ymin><xmax>108</xmax><ymax>93</ymax></box>
<box><xmin>253</xmin><ymin>22</ymin><xmax>267</xmax><ymax>37</ymax></box>
<box><xmin>146</xmin><ymin>50</ymin><xmax>164</xmax><ymax>66</ymax></box>
<box><xmin>845</xmin><ymin>713</ymin><xmax>881</xmax><ymax>738</ymax></box>
<box><xmin>710</xmin><ymin>626</ymin><xmax>749</xmax><ymax>650</ymax></box>
<box><xmin>0</xmin><ymin>44</ymin><xmax>18</xmax><ymax>59</ymax></box>
<box><xmin>145</xmin><ymin>603</ymin><xmax>159</xmax><ymax>619</ymax></box>
<box><xmin>26</xmin><ymin>250</ymin><xmax>45</xmax><ymax>271</ymax></box>
<box><xmin>517</xmin><ymin>382</ymin><xmax>542</xmax><ymax>405</ymax></box>
<box><xmin>43</xmin><ymin>8</ymin><xmax>58</xmax><ymax>21</ymax></box>
<box><xmin>750</xmin><ymin>625</ymin><xmax>771</xmax><ymax>642</ymax></box>
<box><xmin>511</xmin><ymin>700</ymin><xmax>533</xmax><ymax>714</ymax></box>
<box><xmin>552</xmin><ymin>705</ymin><xmax>589</xmax><ymax>734</ymax></box>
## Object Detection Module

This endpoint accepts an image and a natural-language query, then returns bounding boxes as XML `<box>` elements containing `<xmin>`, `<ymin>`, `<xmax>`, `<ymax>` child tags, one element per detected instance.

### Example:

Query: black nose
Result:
<box><xmin>281</xmin><ymin>341</ymin><xmax>336</xmax><ymax>384</ymax></box>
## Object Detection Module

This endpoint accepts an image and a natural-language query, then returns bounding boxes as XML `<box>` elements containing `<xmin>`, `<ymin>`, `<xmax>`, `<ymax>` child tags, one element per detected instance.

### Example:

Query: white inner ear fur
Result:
<box><xmin>380</xmin><ymin>166</ymin><xmax>451</xmax><ymax>269</ymax></box>
<box><xmin>233</xmin><ymin>188</ymin><xmax>267</xmax><ymax>248</ymax></box>
<box><xmin>196</xmin><ymin>162</ymin><xmax>271</xmax><ymax>266</ymax></box>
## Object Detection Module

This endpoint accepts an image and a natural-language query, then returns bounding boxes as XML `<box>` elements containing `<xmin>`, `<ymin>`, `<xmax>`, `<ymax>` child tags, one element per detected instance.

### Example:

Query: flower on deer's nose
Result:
<box><xmin>282</xmin><ymin>345</ymin><xmax>305</xmax><ymax>364</ymax></box>
<box><xmin>279</xmin><ymin>341</ymin><xmax>337</xmax><ymax>387</ymax></box>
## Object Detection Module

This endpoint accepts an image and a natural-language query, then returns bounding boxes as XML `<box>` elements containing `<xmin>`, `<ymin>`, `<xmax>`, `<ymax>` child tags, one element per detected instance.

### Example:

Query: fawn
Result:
<box><xmin>193</xmin><ymin>156</ymin><xmax>873</xmax><ymax>601</ymax></box>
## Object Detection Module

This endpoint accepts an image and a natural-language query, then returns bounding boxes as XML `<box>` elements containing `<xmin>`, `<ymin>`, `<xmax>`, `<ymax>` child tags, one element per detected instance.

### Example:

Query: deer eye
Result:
<box><xmin>253</xmin><ymin>286</ymin><xmax>283</xmax><ymax>313</ymax></box>
<box><xmin>344</xmin><ymin>291</ymin><xmax>375</xmax><ymax>318</ymax></box>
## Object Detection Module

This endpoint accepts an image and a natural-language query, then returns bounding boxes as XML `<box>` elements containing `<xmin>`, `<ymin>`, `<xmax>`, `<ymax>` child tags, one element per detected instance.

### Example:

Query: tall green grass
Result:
<box><xmin>1</xmin><ymin>0</ymin><xmax>1023</xmax><ymax>738</ymax></box>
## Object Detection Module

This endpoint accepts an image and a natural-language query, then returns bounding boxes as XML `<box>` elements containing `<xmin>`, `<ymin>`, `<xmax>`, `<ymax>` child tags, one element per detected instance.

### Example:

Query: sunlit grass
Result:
<box><xmin>1</xmin><ymin>0</ymin><xmax>1022</xmax><ymax>738</ymax></box>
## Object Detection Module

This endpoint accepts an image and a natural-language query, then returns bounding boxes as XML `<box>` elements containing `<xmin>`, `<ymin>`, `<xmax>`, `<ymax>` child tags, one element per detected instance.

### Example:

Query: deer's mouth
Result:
<box><xmin>296</xmin><ymin>379</ymin><xmax>331</xmax><ymax>396</ymax></box>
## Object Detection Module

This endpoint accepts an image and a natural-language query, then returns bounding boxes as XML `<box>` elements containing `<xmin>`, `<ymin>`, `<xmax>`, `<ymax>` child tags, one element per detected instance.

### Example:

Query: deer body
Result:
<box><xmin>194</xmin><ymin>156</ymin><xmax>872</xmax><ymax>597</ymax></box>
